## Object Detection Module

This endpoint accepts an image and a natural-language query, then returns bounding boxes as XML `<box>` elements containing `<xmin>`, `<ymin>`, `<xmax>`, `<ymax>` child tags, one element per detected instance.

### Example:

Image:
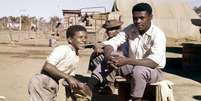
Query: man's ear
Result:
<box><xmin>67</xmin><ymin>38</ymin><xmax>72</xmax><ymax>43</ymax></box>
<box><xmin>150</xmin><ymin>14</ymin><xmax>153</xmax><ymax>20</ymax></box>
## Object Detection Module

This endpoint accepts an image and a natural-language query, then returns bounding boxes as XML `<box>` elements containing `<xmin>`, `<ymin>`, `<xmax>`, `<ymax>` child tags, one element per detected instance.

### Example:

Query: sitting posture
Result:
<box><xmin>28</xmin><ymin>25</ymin><xmax>92</xmax><ymax>101</ymax></box>
<box><xmin>88</xmin><ymin>19</ymin><xmax>128</xmax><ymax>95</ymax></box>
<box><xmin>104</xmin><ymin>3</ymin><xmax>166</xmax><ymax>101</ymax></box>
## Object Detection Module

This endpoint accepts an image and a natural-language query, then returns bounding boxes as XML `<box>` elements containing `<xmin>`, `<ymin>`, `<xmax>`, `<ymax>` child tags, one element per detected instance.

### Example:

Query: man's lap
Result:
<box><xmin>120</xmin><ymin>65</ymin><xmax>163</xmax><ymax>83</ymax></box>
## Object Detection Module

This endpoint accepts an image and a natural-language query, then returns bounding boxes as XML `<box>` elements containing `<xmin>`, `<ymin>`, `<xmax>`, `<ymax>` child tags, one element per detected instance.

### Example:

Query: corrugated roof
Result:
<box><xmin>62</xmin><ymin>10</ymin><xmax>81</xmax><ymax>14</ymax></box>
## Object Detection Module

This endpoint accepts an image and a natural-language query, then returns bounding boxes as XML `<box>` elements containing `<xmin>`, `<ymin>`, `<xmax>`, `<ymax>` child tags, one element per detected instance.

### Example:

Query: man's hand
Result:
<box><xmin>108</xmin><ymin>54</ymin><xmax>128</xmax><ymax>67</ymax></box>
<box><xmin>93</xmin><ymin>42</ymin><xmax>104</xmax><ymax>54</ymax></box>
<box><xmin>77</xmin><ymin>83</ymin><xmax>92</xmax><ymax>97</ymax></box>
<box><xmin>109</xmin><ymin>55</ymin><xmax>159</xmax><ymax>69</ymax></box>
<box><xmin>65</xmin><ymin>77</ymin><xmax>80</xmax><ymax>89</ymax></box>
<box><xmin>63</xmin><ymin>79</ymin><xmax>92</xmax><ymax>97</ymax></box>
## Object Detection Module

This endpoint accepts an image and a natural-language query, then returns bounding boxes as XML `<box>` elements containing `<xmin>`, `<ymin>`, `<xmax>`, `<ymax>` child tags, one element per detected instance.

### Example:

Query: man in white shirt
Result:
<box><xmin>28</xmin><ymin>25</ymin><xmax>92</xmax><ymax>101</ymax></box>
<box><xmin>103</xmin><ymin>3</ymin><xmax>166</xmax><ymax>101</ymax></box>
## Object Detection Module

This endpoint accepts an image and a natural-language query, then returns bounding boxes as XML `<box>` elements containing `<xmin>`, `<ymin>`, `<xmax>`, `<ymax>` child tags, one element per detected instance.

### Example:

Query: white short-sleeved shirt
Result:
<box><xmin>46</xmin><ymin>44</ymin><xmax>79</xmax><ymax>75</ymax></box>
<box><xmin>103</xmin><ymin>24</ymin><xmax>166</xmax><ymax>68</ymax></box>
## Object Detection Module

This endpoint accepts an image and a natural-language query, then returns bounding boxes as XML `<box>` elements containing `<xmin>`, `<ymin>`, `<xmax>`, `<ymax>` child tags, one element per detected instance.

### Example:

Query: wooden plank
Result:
<box><xmin>115</xmin><ymin>76</ymin><xmax>165</xmax><ymax>101</ymax></box>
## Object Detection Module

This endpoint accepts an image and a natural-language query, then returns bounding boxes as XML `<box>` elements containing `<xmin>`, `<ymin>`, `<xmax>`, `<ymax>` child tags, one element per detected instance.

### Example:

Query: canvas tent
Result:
<box><xmin>111</xmin><ymin>0</ymin><xmax>200</xmax><ymax>39</ymax></box>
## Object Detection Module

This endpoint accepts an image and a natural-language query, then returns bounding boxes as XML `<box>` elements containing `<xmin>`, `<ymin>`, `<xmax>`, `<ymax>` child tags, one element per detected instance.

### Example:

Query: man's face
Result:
<box><xmin>132</xmin><ymin>11</ymin><xmax>152</xmax><ymax>33</ymax></box>
<box><xmin>106</xmin><ymin>27</ymin><xmax>120</xmax><ymax>38</ymax></box>
<box><xmin>69</xmin><ymin>31</ymin><xmax>87</xmax><ymax>50</ymax></box>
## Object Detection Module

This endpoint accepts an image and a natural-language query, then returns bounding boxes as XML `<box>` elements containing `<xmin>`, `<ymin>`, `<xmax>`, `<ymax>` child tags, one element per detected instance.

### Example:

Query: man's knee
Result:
<box><xmin>28</xmin><ymin>75</ymin><xmax>44</xmax><ymax>90</ymax></box>
<box><xmin>120</xmin><ymin>64</ymin><xmax>134</xmax><ymax>76</ymax></box>
<box><xmin>132</xmin><ymin>66</ymin><xmax>149</xmax><ymax>79</ymax></box>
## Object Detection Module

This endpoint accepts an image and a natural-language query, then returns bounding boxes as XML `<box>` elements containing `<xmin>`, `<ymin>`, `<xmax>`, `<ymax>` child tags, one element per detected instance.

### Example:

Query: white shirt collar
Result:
<box><xmin>144</xmin><ymin>23</ymin><xmax>153</xmax><ymax>36</ymax></box>
<box><xmin>68</xmin><ymin>44</ymin><xmax>80</xmax><ymax>55</ymax></box>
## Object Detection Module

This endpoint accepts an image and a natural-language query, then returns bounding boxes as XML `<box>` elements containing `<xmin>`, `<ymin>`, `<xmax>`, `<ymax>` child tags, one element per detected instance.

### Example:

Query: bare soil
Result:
<box><xmin>0</xmin><ymin>31</ymin><xmax>201</xmax><ymax>101</ymax></box>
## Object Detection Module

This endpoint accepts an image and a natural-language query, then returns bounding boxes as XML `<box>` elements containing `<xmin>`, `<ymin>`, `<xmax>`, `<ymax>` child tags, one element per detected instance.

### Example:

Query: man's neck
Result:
<box><xmin>139</xmin><ymin>31</ymin><xmax>145</xmax><ymax>36</ymax></box>
<box><xmin>68</xmin><ymin>44</ymin><xmax>79</xmax><ymax>55</ymax></box>
<box><xmin>139</xmin><ymin>24</ymin><xmax>151</xmax><ymax>35</ymax></box>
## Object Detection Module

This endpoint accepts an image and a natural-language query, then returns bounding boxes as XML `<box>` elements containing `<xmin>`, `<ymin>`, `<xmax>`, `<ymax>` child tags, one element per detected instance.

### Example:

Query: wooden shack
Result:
<box><xmin>62</xmin><ymin>9</ymin><xmax>109</xmax><ymax>32</ymax></box>
<box><xmin>62</xmin><ymin>10</ymin><xmax>81</xmax><ymax>30</ymax></box>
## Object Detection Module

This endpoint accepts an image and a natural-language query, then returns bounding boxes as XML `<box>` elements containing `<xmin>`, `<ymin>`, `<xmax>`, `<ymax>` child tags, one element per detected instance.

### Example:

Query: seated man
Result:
<box><xmin>28</xmin><ymin>25</ymin><xmax>92</xmax><ymax>101</ymax></box>
<box><xmin>104</xmin><ymin>3</ymin><xmax>166</xmax><ymax>101</ymax></box>
<box><xmin>88</xmin><ymin>19</ymin><xmax>125</xmax><ymax>71</ymax></box>
<box><xmin>88</xmin><ymin>19</ymin><xmax>128</xmax><ymax>94</ymax></box>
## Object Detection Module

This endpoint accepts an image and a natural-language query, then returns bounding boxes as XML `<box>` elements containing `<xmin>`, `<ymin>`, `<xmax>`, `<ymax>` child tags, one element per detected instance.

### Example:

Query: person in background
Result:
<box><xmin>88</xmin><ymin>19</ymin><xmax>124</xmax><ymax>71</ymax></box>
<box><xmin>28</xmin><ymin>25</ymin><xmax>92</xmax><ymax>101</ymax></box>
<box><xmin>88</xmin><ymin>19</ymin><xmax>127</xmax><ymax>95</ymax></box>
<box><xmin>49</xmin><ymin>33</ymin><xmax>58</xmax><ymax>47</ymax></box>
<box><xmin>103</xmin><ymin>3</ymin><xmax>166</xmax><ymax>101</ymax></box>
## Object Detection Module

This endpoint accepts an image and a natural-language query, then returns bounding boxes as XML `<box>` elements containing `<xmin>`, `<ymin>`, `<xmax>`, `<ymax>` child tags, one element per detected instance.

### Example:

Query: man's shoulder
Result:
<box><xmin>122</xmin><ymin>24</ymin><xmax>139</xmax><ymax>39</ymax></box>
<box><xmin>123</xmin><ymin>24</ymin><xmax>136</xmax><ymax>32</ymax></box>
<box><xmin>152</xmin><ymin>24</ymin><xmax>164</xmax><ymax>34</ymax></box>
<box><xmin>151</xmin><ymin>24</ymin><xmax>166</xmax><ymax>40</ymax></box>
<box><xmin>54</xmin><ymin>44</ymin><xmax>71</xmax><ymax>52</ymax></box>
<box><xmin>123</xmin><ymin>24</ymin><xmax>138</xmax><ymax>34</ymax></box>
<box><xmin>55</xmin><ymin>44</ymin><xmax>69</xmax><ymax>49</ymax></box>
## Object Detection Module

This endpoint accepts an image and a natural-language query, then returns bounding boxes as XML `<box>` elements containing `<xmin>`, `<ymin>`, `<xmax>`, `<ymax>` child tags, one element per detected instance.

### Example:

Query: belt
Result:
<box><xmin>40</xmin><ymin>69</ymin><xmax>59</xmax><ymax>83</ymax></box>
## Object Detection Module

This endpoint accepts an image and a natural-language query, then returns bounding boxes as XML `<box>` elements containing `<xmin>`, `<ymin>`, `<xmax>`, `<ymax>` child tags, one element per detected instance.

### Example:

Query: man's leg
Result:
<box><xmin>129</xmin><ymin>66</ymin><xmax>163</xmax><ymax>100</ymax></box>
<box><xmin>92</xmin><ymin>61</ymin><xmax>119</xmax><ymax>94</ymax></box>
<box><xmin>88</xmin><ymin>53</ymin><xmax>104</xmax><ymax>72</ymax></box>
<box><xmin>28</xmin><ymin>74</ymin><xmax>59</xmax><ymax>101</ymax></box>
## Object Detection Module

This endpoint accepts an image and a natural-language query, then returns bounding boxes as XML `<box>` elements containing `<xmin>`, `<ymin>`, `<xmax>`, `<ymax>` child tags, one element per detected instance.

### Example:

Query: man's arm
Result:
<box><xmin>126</xmin><ymin>58</ymin><xmax>158</xmax><ymax>68</ymax></box>
<box><xmin>103</xmin><ymin>45</ymin><xmax>114</xmax><ymax>61</ymax></box>
<box><xmin>42</xmin><ymin>62</ymin><xmax>80</xmax><ymax>89</ymax></box>
<box><xmin>42</xmin><ymin>62</ymin><xmax>69</xmax><ymax>80</ymax></box>
<box><xmin>111</xmin><ymin>56</ymin><xmax>158</xmax><ymax>69</ymax></box>
<box><xmin>103</xmin><ymin>32</ymin><xmax>127</xmax><ymax>52</ymax></box>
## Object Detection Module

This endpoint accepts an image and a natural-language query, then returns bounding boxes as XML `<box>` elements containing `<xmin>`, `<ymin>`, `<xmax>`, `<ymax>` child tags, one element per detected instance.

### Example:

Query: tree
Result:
<box><xmin>21</xmin><ymin>15</ymin><xmax>31</xmax><ymax>31</ymax></box>
<box><xmin>49</xmin><ymin>16</ymin><xmax>60</xmax><ymax>32</ymax></box>
<box><xmin>193</xmin><ymin>6</ymin><xmax>201</xmax><ymax>17</ymax></box>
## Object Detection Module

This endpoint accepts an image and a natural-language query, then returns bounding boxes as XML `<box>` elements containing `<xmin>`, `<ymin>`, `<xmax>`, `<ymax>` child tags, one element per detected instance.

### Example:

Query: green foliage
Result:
<box><xmin>50</xmin><ymin>16</ymin><xmax>60</xmax><ymax>32</ymax></box>
<box><xmin>193</xmin><ymin>6</ymin><xmax>201</xmax><ymax>17</ymax></box>
<box><xmin>0</xmin><ymin>16</ymin><xmax>61</xmax><ymax>32</ymax></box>
<box><xmin>21</xmin><ymin>16</ymin><xmax>31</xmax><ymax>30</ymax></box>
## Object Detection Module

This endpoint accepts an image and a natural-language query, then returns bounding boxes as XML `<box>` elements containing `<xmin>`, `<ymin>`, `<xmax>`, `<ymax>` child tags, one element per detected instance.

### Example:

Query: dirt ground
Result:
<box><xmin>0</xmin><ymin>31</ymin><xmax>201</xmax><ymax>101</ymax></box>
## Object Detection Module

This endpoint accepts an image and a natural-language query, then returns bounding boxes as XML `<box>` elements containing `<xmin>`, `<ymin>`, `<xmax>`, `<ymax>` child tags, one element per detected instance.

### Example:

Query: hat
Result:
<box><xmin>103</xmin><ymin>19</ymin><xmax>123</xmax><ymax>29</ymax></box>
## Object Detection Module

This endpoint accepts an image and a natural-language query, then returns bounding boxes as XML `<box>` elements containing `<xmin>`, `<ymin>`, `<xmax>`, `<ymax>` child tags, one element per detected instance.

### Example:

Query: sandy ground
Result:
<box><xmin>0</xmin><ymin>31</ymin><xmax>201</xmax><ymax>101</ymax></box>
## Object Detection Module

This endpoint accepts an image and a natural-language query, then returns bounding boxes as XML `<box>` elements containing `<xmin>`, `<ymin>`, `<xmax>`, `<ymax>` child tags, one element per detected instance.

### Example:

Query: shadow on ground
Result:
<box><xmin>74</xmin><ymin>74</ymin><xmax>118</xmax><ymax>101</ymax></box>
<box><xmin>165</xmin><ymin>46</ymin><xmax>201</xmax><ymax>100</ymax></box>
<box><xmin>193</xmin><ymin>95</ymin><xmax>201</xmax><ymax>100</ymax></box>
<box><xmin>165</xmin><ymin>46</ymin><xmax>201</xmax><ymax>83</ymax></box>
<box><xmin>166</xmin><ymin>46</ymin><xmax>182</xmax><ymax>54</ymax></box>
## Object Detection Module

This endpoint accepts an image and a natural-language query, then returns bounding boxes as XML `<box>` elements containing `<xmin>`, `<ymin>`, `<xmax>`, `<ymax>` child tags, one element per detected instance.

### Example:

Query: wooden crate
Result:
<box><xmin>114</xmin><ymin>76</ymin><xmax>162</xmax><ymax>101</ymax></box>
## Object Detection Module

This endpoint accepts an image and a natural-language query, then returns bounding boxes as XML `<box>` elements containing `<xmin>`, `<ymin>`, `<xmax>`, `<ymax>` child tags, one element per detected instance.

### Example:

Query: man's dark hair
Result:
<box><xmin>66</xmin><ymin>25</ymin><xmax>87</xmax><ymax>38</ymax></box>
<box><xmin>132</xmin><ymin>3</ymin><xmax>152</xmax><ymax>15</ymax></box>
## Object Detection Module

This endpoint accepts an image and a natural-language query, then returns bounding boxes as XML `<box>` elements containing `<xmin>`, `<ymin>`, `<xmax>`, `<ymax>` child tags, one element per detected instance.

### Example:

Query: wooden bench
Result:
<box><xmin>114</xmin><ymin>76</ymin><xmax>162</xmax><ymax>101</ymax></box>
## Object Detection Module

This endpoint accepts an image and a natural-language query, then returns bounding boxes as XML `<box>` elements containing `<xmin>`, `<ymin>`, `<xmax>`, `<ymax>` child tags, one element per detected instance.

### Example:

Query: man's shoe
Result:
<box><xmin>105</xmin><ymin>82</ymin><xmax>118</xmax><ymax>94</ymax></box>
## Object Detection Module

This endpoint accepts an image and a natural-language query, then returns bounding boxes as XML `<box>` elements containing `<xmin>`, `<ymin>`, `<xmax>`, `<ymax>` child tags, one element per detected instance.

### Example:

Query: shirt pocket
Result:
<box><xmin>143</xmin><ymin>40</ymin><xmax>152</xmax><ymax>51</ymax></box>
<box><xmin>142</xmin><ymin>37</ymin><xmax>152</xmax><ymax>58</ymax></box>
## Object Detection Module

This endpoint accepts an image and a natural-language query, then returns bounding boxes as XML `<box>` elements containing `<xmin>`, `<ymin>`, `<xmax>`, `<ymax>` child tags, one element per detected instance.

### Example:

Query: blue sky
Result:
<box><xmin>0</xmin><ymin>0</ymin><xmax>113</xmax><ymax>19</ymax></box>
<box><xmin>0</xmin><ymin>0</ymin><xmax>200</xmax><ymax>19</ymax></box>
<box><xmin>189</xmin><ymin>0</ymin><xmax>201</xmax><ymax>7</ymax></box>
